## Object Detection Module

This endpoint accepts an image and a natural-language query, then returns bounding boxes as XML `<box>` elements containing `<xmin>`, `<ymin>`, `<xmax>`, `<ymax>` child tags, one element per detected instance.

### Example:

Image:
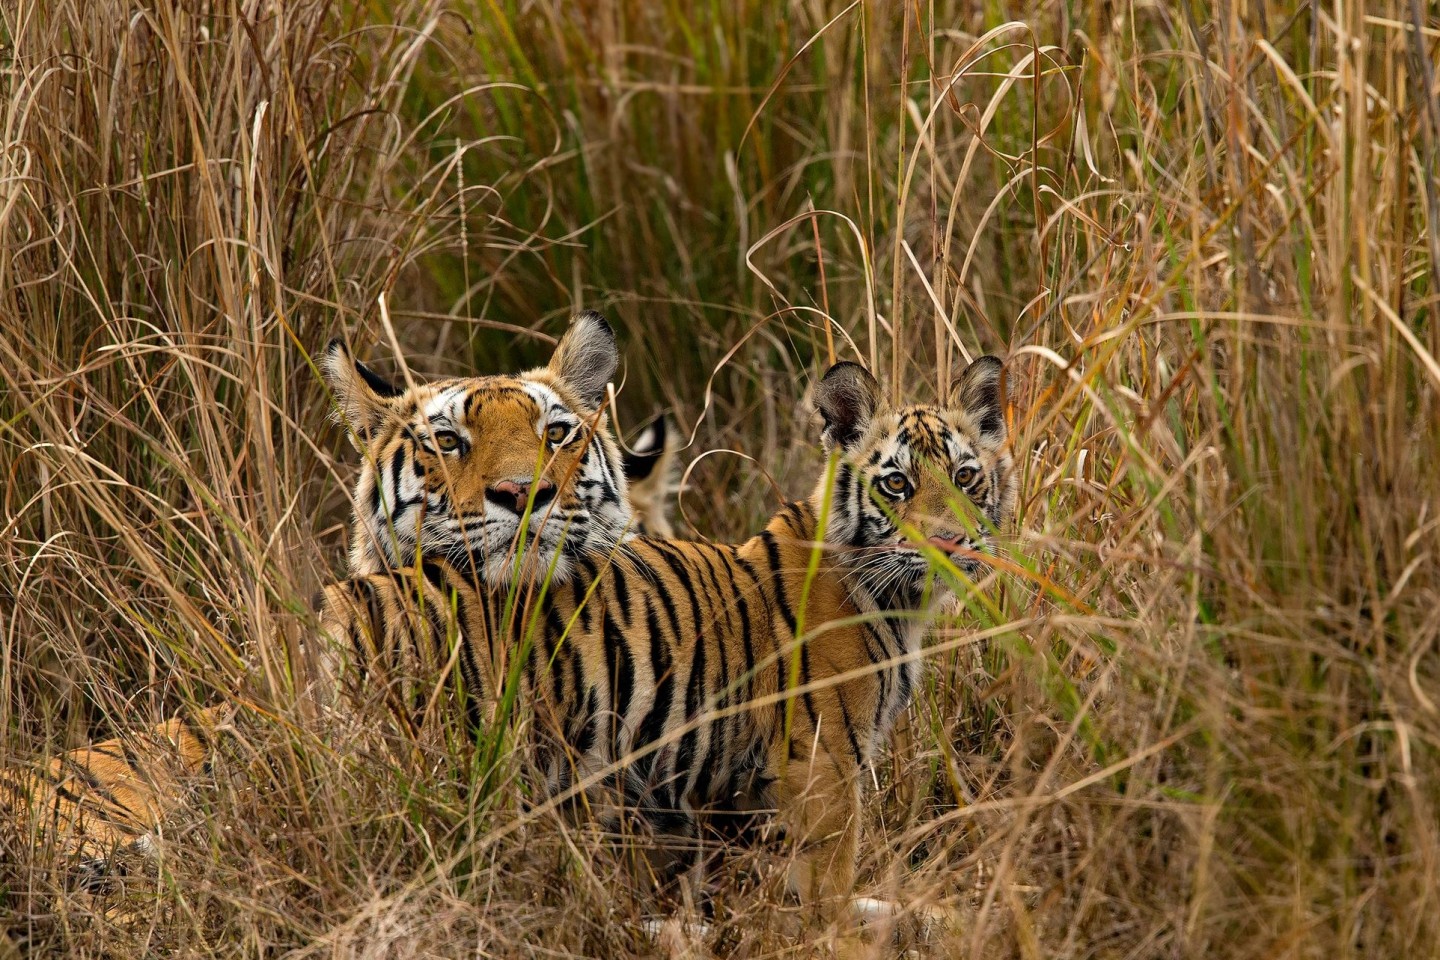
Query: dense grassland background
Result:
<box><xmin>2</xmin><ymin>0</ymin><xmax>1438</xmax><ymax>956</ymax></box>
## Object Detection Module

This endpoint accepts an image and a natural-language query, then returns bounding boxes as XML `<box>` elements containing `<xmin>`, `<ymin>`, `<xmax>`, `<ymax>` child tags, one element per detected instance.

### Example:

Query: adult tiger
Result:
<box><xmin>0</xmin><ymin>312</ymin><xmax>677</xmax><ymax>872</ymax></box>
<box><xmin>336</xmin><ymin>311</ymin><xmax>669</xmax><ymax>580</ymax></box>
<box><xmin>319</xmin><ymin>351</ymin><xmax>1017</xmax><ymax>912</ymax></box>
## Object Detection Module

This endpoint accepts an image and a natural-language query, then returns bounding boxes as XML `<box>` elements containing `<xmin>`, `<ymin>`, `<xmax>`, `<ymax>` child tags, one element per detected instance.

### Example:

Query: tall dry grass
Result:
<box><xmin>2</xmin><ymin>0</ymin><xmax>1438</xmax><ymax>957</ymax></box>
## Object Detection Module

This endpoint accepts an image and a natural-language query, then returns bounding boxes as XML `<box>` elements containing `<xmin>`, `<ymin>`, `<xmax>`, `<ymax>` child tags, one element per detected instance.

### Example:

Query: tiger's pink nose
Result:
<box><xmin>485</xmin><ymin>478</ymin><xmax>556</xmax><ymax>514</ymax></box>
<box><xmin>926</xmin><ymin>534</ymin><xmax>966</xmax><ymax>554</ymax></box>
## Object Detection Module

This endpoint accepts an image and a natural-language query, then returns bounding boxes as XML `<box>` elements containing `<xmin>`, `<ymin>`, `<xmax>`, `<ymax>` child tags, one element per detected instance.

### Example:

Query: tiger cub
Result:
<box><xmin>1</xmin><ymin>312</ymin><xmax>676</xmax><ymax>870</ymax></box>
<box><xmin>319</xmin><ymin>352</ymin><xmax>1017</xmax><ymax>910</ymax></box>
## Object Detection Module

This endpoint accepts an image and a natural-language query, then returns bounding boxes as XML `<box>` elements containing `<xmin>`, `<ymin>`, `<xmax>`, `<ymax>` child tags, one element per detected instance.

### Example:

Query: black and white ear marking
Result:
<box><xmin>622</xmin><ymin>412</ymin><xmax>667</xmax><ymax>481</ymax></box>
<box><xmin>322</xmin><ymin>338</ymin><xmax>402</xmax><ymax>443</ymax></box>
<box><xmin>813</xmin><ymin>361</ymin><xmax>882</xmax><ymax>451</ymax></box>
<box><xmin>548</xmin><ymin>310</ymin><xmax>619</xmax><ymax>409</ymax></box>
<box><xmin>952</xmin><ymin>355</ymin><xmax>1006</xmax><ymax>440</ymax></box>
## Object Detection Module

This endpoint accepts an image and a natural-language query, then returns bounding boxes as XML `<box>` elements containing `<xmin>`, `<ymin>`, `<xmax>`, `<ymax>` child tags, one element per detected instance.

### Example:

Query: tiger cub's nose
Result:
<box><xmin>485</xmin><ymin>478</ymin><xmax>557</xmax><ymax>515</ymax></box>
<box><xmin>926</xmin><ymin>533</ymin><xmax>967</xmax><ymax>554</ymax></box>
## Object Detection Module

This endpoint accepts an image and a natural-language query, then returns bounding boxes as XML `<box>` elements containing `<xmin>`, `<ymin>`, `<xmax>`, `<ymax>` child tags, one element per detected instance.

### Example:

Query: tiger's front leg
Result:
<box><xmin>771</xmin><ymin>736</ymin><xmax>862</xmax><ymax>918</ymax></box>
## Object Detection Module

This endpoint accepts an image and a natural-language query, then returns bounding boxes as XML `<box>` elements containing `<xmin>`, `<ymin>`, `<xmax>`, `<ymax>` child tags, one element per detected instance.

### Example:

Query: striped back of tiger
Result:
<box><xmin>324</xmin><ymin>505</ymin><xmax>825</xmax><ymax>803</ymax></box>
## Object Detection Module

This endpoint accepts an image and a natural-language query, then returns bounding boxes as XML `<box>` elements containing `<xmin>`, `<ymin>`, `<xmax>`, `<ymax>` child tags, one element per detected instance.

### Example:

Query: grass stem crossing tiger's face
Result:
<box><xmin>323</xmin><ymin>313</ymin><xmax>638</xmax><ymax>587</ymax></box>
<box><xmin>813</xmin><ymin>356</ymin><xmax>1017</xmax><ymax>608</ymax></box>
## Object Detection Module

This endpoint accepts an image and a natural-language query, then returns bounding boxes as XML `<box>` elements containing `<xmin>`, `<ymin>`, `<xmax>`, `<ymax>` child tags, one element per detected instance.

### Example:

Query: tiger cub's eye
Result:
<box><xmin>433</xmin><ymin>430</ymin><xmax>462</xmax><ymax>452</ymax></box>
<box><xmin>880</xmin><ymin>472</ymin><xmax>910</xmax><ymax>496</ymax></box>
<box><xmin>545</xmin><ymin>423</ymin><xmax>573</xmax><ymax>445</ymax></box>
<box><xmin>954</xmin><ymin>465</ymin><xmax>979</xmax><ymax>486</ymax></box>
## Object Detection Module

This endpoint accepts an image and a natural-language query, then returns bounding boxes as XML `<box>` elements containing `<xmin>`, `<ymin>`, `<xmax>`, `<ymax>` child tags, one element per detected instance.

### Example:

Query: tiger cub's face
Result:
<box><xmin>323</xmin><ymin>312</ymin><xmax>634</xmax><ymax>587</ymax></box>
<box><xmin>812</xmin><ymin>357</ymin><xmax>1017</xmax><ymax>608</ymax></box>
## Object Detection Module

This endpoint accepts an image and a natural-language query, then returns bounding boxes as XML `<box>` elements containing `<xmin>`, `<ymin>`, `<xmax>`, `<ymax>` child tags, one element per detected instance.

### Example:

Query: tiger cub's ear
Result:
<box><xmin>322</xmin><ymin>338</ymin><xmax>402</xmax><ymax>446</ymax></box>
<box><xmin>548</xmin><ymin>310</ymin><xmax>619</xmax><ymax>410</ymax></box>
<box><xmin>951</xmin><ymin>355</ymin><xmax>1006</xmax><ymax>441</ymax></box>
<box><xmin>813</xmin><ymin>361</ymin><xmax>882</xmax><ymax>452</ymax></box>
<box><xmin>623</xmin><ymin>412</ymin><xmax>680</xmax><ymax>538</ymax></box>
<box><xmin>622</xmin><ymin>412</ymin><xmax>670</xmax><ymax>483</ymax></box>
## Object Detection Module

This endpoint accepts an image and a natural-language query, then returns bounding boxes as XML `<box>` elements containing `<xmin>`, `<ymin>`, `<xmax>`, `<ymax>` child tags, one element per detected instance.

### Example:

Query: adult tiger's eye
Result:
<box><xmin>881</xmin><ymin>472</ymin><xmax>910</xmax><ymax>495</ymax></box>
<box><xmin>434</xmin><ymin>430</ymin><xmax>462</xmax><ymax>452</ymax></box>
<box><xmin>546</xmin><ymin>423</ymin><xmax>572</xmax><ymax>445</ymax></box>
<box><xmin>954</xmin><ymin>465</ymin><xmax>978</xmax><ymax>486</ymax></box>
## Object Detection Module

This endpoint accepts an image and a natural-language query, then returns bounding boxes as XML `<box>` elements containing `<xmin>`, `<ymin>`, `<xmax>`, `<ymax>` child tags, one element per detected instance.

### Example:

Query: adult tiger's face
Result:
<box><xmin>323</xmin><ymin>312</ymin><xmax>634</xmax><ymax>586</ymax></box>
<box><xmin>811</xmin><ymin>357</ymin><xmax>1017</xmax><ymax>607</ymax></box>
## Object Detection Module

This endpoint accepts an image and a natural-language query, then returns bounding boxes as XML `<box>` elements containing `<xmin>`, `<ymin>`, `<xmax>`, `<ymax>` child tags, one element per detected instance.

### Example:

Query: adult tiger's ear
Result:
<box><xmin>813</xmin><ymin>361</ymin><xmax>882</xmax><ymax>451</ymax></box>
<box><xmin>322</xmin><ymin>338</ymin><xmax>402</xmax><ymax>447</ymax></box>
<box><xmin>951</xmin><ymin>355</ymin><xmax>1006</xmax><ymax>440</ymax></box>
<box><xmin>548</xmin><ymin>310</ymin><xmax>619</xmax><ymax>410</ymax></box>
